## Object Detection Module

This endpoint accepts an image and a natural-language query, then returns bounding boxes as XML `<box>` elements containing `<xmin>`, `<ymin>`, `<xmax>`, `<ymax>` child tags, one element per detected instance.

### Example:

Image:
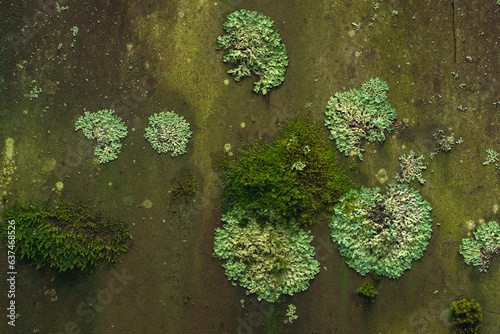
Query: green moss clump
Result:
<box><xmin>324</xmin><ymin>78</ymin><xmax>397</xmax><ymax>160</ymax></box>
<box><xmin>283</xmin><ymin>304</ymin><xmax>298</xmax><ymax>324</ymax></box>
<box><xmin>460</xmin><ymin>221</ymin><xmax>500</xmax><ymax>272</ymax></box>
<box><xmin>217</xmin><ymin>9</ymin><xmax>288</xmax><ymax>95</ymax></box>
<box><xmin>167</xmin><ymin>171</ymin><xmax>198</xmax><ymax>217</ymax></box>
<box><xmin>75</xmin><ymin>109</ymin><xmax>128</xmax><ymax>163</ymax></box>
<box><xmin>329</xmin><ymin>183</ymin><xmax>433</xmax><ymax>279</ymax></box>
<box><xmin>144</xmin><ymin>111</ymin><xmax>192</xmax><ymax>157</ymax></box>
<box><xmin>356</xmin><ymin>282</ymin><xmax>377</xmax><ymax>302</ymax></box>
<box><xmin>213</xmin><ymin>210</ymin><xmax>320</xmax><ymax>303</ymax></box>
<box><xmin>0</xmin><ymin>201</ymin><xmax>132</xmax><ymax>272</ymax></box>
<box><xmin>450</xmin><ymin>299</ymin><xmax>482</xmax><ymax>334</ymax></box>
<box><xmin>218</xmin><ymin>117</ymin><xmax>352</xmax><ymax>227</ymax></box>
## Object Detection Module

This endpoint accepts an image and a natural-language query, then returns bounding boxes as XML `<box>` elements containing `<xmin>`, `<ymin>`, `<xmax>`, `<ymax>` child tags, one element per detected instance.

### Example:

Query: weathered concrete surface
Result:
<box><xmin>0</xmin><ymin>0</ymin><xmax>498</xmax><ymax>333</ymax></box>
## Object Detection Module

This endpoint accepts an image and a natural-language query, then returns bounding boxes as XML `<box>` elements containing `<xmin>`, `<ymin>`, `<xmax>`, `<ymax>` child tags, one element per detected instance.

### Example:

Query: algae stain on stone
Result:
<box><xmin>169</xmin><ymin>8</ymin><xmax>227</xmax><ymax>187</ymax></box>
<box><xmin>0</xmin><ymin>138</ymin><xmax>17</xmax><ymax>194</ymax></box>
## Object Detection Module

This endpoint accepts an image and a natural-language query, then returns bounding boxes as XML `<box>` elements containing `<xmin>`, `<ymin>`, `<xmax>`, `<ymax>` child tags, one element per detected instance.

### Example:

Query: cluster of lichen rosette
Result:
<box><xmin>75</xmin><ymin>109</ymin><xmax>128</xmax><ymax>163</ymax></box>
<box><xmin>329</xmin><ymin>183</ymin><xmax>433</xmax><ymax>279</ymax></box>
<box><xmin>217</xmin><ymin>9</ymin><xmax>288</xmax><ymax>95</ymax></box>
<box><xmin>213</xmin><ymin>210</ymin><xmax>320</xmax><ymax>302</ymax></box>
<box><xmin>324</xmin><ymin>78</ymin><xmax>397</xmax><ymax>160</ymax></box>
<box><xmin>460</xmin><ymin>221</ymin><xmax>500</xmax><ymax>272</ymax></box>
<box><xmin>144</xmin><ymin>111</ymin><xmax>192</xmax><ymax>157</ymax></box>
<box><xmin>395</xmin><ymin>150</ymin><xmax>427</xmax><ymax>184</ymax></box>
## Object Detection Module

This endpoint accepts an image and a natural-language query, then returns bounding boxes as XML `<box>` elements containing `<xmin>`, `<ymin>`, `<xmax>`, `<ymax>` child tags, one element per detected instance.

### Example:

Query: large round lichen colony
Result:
<box><xmin>213</xmin><ymin>210</ymin><xmax>320</xmax><ymax>302</ymax></box>
<box><xmin>75</xmin><ymin>109</ymin><xmax>128</xmax><ymax>163</ymax></box>
<box><xmin>144</xmin><ymin>111</ymin><xmax>192</xmax><ymax>157</ymax></box>
<box><xmin>329</xmin><ymin>183</ymin><xmax>433</xmax><ymax>279</ymax></box>
<box><xmin>460</xmin><ymin>221</ymin><xmax>500</xmax><ymax>272</ymax></box>
<box><xmin>324</xmin><ymin>78</ymin><xmax>397</xmax><ymax>160</ymax></box>
<box><xmin>217</xmin><ymin>9</ymin><xmax>288</xmax><ymax>95</ymax></box>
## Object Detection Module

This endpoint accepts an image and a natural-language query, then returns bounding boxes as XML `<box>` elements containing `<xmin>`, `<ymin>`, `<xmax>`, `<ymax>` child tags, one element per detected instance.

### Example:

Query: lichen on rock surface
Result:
<box><xmin>213</xmin><ymin>210</ymin><xmax>320</xmax><ymax>302</ymax></box>
<box><xmin>144</xmin><ymin>111</ymin><xmax>192</xmax><ymax>157</ymax></box>
<box><xmin>216</xmin><ymin>9</ymin><xmax>288</xmax><ymax>95</ymax></box>
<box><xmin>75</xmin><ymin>109</ymin><xmax>128</xmax><ymax>163</ymax></box>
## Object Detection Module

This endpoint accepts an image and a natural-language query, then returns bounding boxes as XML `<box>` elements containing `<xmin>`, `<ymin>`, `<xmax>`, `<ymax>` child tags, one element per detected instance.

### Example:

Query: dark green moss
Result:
<box><xmin>450</xmin><ymin>299</ymin><xmax>483</xmax><ymax>334</ymax></box>
<box><xmin>0</xmin><ymin>200</ymin><xmax>132</xmax><ymax>272</ymax></box>
<box><xmin>217</xmin><ymin>116</ymin><xmax>352</xmax><ymax>227</ymax></box>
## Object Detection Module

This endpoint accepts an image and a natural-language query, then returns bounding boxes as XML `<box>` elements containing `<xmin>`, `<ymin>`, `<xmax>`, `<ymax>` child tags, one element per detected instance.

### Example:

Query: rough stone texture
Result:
<box><xmin>0</xmin><ymin>0</ymin><xmax>498</xmax><ymax>333</ymax></box>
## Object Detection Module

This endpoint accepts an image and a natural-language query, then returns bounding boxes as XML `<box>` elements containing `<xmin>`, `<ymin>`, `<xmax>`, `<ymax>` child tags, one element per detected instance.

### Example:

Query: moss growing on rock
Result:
<box><xmin>144</xmin><ymin>111</ymin><xmax>192</xmax><ymax>157</ymax></box>
<box><xmin>460</xmin><ymin>221</ymin><xmax>500</xmax><ymax>272</ymax></box>
<box><xmin>0</xmin><ymin>200</ymin><xmax>132</xmax><ymax>272</ymax></box>
<box><xmin>324</xmin><ymin>78</ymin><xmax>397</xmax><ymax>160</ymax></box>
<box><xmin>450</xmin><ymin>299</ymin><xmax>483</xmax><ymax>334</ymax></box>
<box><xmin>356</xmin><ymin>282</ymin><xmax>378</xmax><ymax>302</ymax></box>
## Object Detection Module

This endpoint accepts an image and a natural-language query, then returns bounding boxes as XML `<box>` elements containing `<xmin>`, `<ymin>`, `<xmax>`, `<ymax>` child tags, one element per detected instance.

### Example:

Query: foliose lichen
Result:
<box><xmin>284</xmin><ymin>304</ymin><xmax>298</xmax><ymax>324</ymax></box>
<box><xmin>459</xmin><ymin>221</ymin><xmax>500</xmax><ymax>272</ymax></box>
<box><xmin>482</xmin><ymin>149</ymin><xmax>499</xmax><ymax>168</ymax></box>
<box><xmin>324</xmin><ymin>78</ymin><xmax>397</xmax><ymax>160</ymax></box>
<box><xmin>216</xmin><ymin>9</ymin><xmax>288</xmax><ymax>95</ymax></box>
<box><xmin>429</xmin><ymin>130</ymin><xmax>462</xmax><ymax>160</ymax></box>
<box><xmin>75</xmin><ymin>109</ymin><xmax>128</xmax><ymax>163</ymax></box>
<box><xmin>329</xmin><ymin>183</ymin><xmax>433</xmax><ymax>279</ymax></box>
<box><xmin>356</xmin><ymin>282</ymin><xmax>378</xmax><ymax>302</ymax></box>
<box><xmin>213</xmin><ymin>210</ymin><xmax>320</xmax><ymax>302</ymax></box>
<box><xmin>144</xmin><ymin>111</ymin><xmax>192</xmax><ymax>157</ymax></box>
<box><xmin>395</xmin><ymin>150</ymin><xmax>427</xmax><ymax>184</ymax></box>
